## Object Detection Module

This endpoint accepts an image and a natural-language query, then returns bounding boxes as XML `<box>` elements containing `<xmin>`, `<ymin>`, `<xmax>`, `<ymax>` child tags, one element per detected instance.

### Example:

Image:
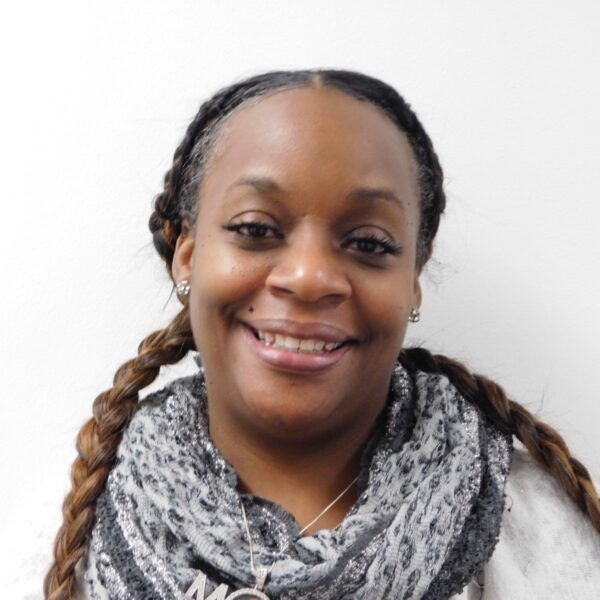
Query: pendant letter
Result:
<box><xmin>185</xmin><ymin>571</ymin><xmax>229</xmax><ymax>600</ymax></box>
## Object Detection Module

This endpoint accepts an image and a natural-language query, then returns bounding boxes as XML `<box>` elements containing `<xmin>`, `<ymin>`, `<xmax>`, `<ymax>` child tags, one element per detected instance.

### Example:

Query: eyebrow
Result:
<box><xmin>227</xmin><ymin>176</ymin><xmax>405</xmax><ymax>211</ymax></box>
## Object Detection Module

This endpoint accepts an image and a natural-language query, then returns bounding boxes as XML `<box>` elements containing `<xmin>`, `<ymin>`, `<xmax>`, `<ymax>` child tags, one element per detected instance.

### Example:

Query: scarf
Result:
<box><xmin>82</xmin><ymin>358</ymin><xmax>513</xmax><ymax>599</ymax></box>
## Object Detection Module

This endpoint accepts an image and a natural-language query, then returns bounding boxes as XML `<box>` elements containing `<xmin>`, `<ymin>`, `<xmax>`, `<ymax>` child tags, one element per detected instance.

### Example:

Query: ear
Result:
<box><xmin>413</xmin><ymin>272</ymin><xmax>422</xmax><ymax>310</ymax></box>
<box><xmin>171</xmin><ymin>219</ymin><xmax>195</xmax><ymax>283</ymax></box>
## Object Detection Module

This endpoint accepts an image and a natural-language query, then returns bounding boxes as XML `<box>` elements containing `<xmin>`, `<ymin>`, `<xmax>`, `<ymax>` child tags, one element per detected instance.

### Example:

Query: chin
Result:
<box><xmin>243</xmin><ymin>392</ymin><xmax>343</xmax><ymax>440</ymax></box>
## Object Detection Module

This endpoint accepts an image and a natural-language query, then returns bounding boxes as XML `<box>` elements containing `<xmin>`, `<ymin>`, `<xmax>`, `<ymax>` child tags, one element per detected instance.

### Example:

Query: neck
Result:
<box><xmin>208</xmin><ymin>402</ymin><xmax>384</xmax><ymax>535</ymax></box>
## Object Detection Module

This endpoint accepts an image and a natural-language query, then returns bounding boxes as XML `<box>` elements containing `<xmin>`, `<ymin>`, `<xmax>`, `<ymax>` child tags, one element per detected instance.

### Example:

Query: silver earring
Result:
<box><xmin>175</xmin><ymin>279</ymin><xmax>191</xmax><ymax>302</ymax></box>
<box><xmin>408</xmin><ymin>307</ymin><xmax>421</xmax><ymax>323</ymax></box>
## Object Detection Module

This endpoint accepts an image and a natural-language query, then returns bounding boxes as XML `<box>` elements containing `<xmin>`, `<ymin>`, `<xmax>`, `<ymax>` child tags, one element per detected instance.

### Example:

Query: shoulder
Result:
<box><xmin>483</xmin><ymin>444</ymin><xmax>600</xmax><ymax>599</ymax></box>
<box><xmin>136</xmin><ymin>373</ymin><xmax>199</xmax><ymax>413</ymax></box>
<box><xmin>0</xmin><ymin>376</ymin><xmax>200</xmax><ymax>600</ymax></box>
<box><xmin>119</xmin><ymin>374</ymin><xmax>201</xmax><ymax>445</ymax></box>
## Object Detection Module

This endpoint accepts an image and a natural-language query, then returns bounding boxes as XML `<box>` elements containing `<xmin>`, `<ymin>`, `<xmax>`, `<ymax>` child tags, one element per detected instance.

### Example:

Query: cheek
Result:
<box><xmin>352</xmin><ymin>271</ymin><xmax>413</xmax><ymax>340</ymax></box>
<box><xmin>189</xmin><ymin>242</ymin><xmax>268</xmax><ymax>360</ymax></box>
<box><xmin>191</xmin><ymin>240</ymin><xmax>267</xmax><ymax>314</ymax></box>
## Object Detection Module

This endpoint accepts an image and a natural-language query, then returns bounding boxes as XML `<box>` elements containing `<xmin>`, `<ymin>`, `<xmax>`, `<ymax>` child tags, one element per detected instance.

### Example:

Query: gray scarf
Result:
<box><xmin>82</xmin><ymin>358</ymin><xmax>513</xmax><ymax>599</ymax></box>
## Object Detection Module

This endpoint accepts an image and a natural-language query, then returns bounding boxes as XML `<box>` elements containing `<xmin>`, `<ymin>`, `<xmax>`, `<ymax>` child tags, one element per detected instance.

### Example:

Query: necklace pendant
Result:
<box><xmin>224</xmin><ymin>589</ymin><xmax>271</xmax><ymax>599</ymax></box>
<box><xmin>253</xmin><ymin>566</ymin><xmax>269</xmax><ymax>591</ymax></box>
<box><xmin>226</xmin><ymin>566</ymin><xmax>271</xmax><ymax>599</ymax></box>
<box><xmin>185</xmin><ymin>570</ymin><xmax>271</xmax><ymax>600</ymax></box>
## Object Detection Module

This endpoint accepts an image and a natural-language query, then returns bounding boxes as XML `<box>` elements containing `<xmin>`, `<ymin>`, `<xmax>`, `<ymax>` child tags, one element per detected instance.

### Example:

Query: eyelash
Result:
<box><xmin>224</xmin><ymin>221</ymin><xmax>402</xmax><ymax>257</ymax></box>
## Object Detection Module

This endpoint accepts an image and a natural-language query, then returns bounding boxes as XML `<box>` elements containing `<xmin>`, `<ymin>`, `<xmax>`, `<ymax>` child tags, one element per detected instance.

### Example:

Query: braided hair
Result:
<box><xmin>44</xmin><ymin>69</ymin><xmax>600</xmax><ymax>598</ymax></box>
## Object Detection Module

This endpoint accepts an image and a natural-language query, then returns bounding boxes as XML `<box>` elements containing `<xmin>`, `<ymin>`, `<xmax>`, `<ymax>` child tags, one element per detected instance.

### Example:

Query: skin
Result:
<box><xmin>172</xmin><ymin>86</ymin><xmax>424</xmax><ymax>534</ymax></box>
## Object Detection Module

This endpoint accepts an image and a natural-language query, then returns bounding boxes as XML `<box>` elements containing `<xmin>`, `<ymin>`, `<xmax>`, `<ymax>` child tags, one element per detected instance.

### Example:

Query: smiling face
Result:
<box><xmin>172</xmin><ymin>86</ymin><xmax>424</xmax><ymax>443</ymax></box>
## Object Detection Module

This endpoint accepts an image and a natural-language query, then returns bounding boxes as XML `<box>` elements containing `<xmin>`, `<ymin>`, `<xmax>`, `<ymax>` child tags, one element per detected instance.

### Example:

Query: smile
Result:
<box><xmin>242</xmin><ymin>323</ymin><xmax>355</xmax><ymax>373</ymax></box>
<box><xmin>254</xmin><ymin>328</ymin><xmax>345</xmax><ymax>353</ymax></box>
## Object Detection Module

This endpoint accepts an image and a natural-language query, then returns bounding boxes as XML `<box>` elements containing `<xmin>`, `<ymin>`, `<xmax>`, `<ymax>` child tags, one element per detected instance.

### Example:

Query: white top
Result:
<box><xmin>2</xmin><ymin>446</ymin><xmax>599</xmax><ymax>599</ymax></box>
<box><xmin>451</xmin><ymin>445</ymin><xmax>600</xmax><ymax>599</ymax></box>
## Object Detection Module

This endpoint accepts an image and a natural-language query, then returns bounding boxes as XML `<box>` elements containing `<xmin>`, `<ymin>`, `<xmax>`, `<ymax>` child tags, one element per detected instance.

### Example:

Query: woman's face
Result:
<box><xmin>173</xmin><ymin>87</ymin><xmax>423</xmax><ymax>441</ymax></box>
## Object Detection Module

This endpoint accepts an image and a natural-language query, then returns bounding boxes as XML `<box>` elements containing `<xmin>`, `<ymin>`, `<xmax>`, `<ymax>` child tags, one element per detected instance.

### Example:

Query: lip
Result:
<box><xmin>241</xmin><ymin>322</ymin><xmax>354</xmax><ymax>373</ymax></box>
<box><xmin>240</xmin><ymin>318</ymin><xmax>358</xmax><ymax>343</ymax></box>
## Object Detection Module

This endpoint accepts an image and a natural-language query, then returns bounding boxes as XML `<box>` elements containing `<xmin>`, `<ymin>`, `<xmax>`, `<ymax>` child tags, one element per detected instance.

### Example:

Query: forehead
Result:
<box><xmin>199</xmin><ymin>86</ymin><xmax>420</xmax><ymax>213</ymax></box>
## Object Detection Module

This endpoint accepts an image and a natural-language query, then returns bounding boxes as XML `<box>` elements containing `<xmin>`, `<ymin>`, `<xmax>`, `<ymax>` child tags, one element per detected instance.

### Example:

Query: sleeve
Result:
<box><xmin>482</xmin><ymin>445</ymin><xmax>600</xmax><ymax>599</ymax></box>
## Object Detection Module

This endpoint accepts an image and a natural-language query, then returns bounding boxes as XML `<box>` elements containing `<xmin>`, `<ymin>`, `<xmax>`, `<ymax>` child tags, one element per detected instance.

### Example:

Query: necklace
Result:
<box><xmin>238</xmin><ymin>475</ymin><xmax>360</xmax><ymax>599</ymax></box>
<box><xmin>185</xmin><ymin>476</ymin><xmax>359</xmax><ymax>600</ymax></box>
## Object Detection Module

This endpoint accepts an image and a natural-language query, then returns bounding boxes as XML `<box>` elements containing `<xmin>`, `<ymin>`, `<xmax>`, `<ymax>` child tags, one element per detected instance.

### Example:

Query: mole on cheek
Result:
<box><xmin>248</xmin><ymin>306</ymin><xmax>254</xmax><ymax>313</ymax></box>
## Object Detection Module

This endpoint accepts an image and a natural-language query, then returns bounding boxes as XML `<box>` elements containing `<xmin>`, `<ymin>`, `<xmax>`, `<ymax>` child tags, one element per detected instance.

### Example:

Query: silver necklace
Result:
<box><xmin>185</xmin><ymin>476</ymin><xmax>359</xmax><ymax>599</ymax></box>
<box><xmin>238</xmin><ymin>475</ymin><xmax>360</xmax><ymax>599</ymax></box>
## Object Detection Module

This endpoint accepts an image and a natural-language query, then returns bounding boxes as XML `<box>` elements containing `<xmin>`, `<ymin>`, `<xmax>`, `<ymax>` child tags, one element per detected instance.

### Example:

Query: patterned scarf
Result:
<box><xmin>82</xmin><ymin>358</ymin><xmax>513</xmax><ymax>599</ymax></box>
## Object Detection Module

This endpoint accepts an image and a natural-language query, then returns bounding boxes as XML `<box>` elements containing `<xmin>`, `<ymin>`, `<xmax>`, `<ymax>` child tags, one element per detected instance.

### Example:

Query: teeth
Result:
<box><xmin>284</xmin><ymin>336</ymin><xmax>299</xmax><ymax>351</ymax></box>
<box><xmin>299</xmin><ymin>339</ymin><xmax>316</xmax><ymax>351</ymax></box>
<box><xmin>255</xmin><ymin>329</ymin><xmax>344</xmax><ymax>353</ymax></box>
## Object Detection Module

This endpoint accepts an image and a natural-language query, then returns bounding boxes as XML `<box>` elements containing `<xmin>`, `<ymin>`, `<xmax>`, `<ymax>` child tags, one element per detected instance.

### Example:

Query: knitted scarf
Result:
<box><xmin>82</xmin><ymin>358</ymin><xmax>513</xmax><ymax>599</ymax></box>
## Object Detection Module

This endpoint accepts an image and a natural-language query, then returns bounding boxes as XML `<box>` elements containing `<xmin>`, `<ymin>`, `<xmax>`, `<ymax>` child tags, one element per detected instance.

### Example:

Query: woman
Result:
<box><xmin>44</xmin><ymin>69</ymin><xmax>600</xmax><ymax>599</ymax></box>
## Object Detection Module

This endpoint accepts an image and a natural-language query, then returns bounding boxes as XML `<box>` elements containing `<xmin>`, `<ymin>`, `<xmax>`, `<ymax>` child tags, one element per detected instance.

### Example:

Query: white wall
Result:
<box><xmin>1</xmin><ymin>0</ymin><xmax>599</xmax><ymax>587</ymax></box>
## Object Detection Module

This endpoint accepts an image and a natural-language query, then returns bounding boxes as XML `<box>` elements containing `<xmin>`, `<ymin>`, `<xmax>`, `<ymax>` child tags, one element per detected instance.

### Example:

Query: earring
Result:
<box><xmin>176</xmin><ymin>279</ymin><xmax>191</xmax><ymax>303</ymax></box>
<box><xmin>408</xmin><ymin>307</ymin><xmax>421</xmax><ymax>323</ymax></box>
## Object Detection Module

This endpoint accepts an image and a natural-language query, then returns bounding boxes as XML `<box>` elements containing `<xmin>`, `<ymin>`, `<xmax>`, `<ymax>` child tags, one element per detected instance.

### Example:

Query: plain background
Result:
<box><xmin>1</xmin><ymin>0</ymin><xmax>599</xmax><ymax>592</ymax></box>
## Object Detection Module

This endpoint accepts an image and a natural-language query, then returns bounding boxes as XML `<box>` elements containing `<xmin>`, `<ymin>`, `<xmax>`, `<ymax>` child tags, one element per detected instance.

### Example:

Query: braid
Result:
<box><xmin>148</xmin><ymin>101</ymin><xmax>220</xmax><ymax>269</ymax></box>
<box><xmin>147</xmin><ymin>68</ymin><xmax>448</xmax><ymax>272</ymax></box>
<box><xmin>399</xmin><ymin>346</ymin><xmax>600</xmax><ymax>533</ymax></box>
<box><xmin>148</xmin><ymin>71</ymin><xmax>318</xmax><ymax>270</ymax></box>
<box><xmin>43</xmin><ymin>308</ymin><xmax>195</xmax><ymax>599</ymax></box>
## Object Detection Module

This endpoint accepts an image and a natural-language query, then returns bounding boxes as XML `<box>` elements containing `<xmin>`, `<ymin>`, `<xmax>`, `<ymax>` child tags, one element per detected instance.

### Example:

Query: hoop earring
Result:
<box><xmin>176</xmin><ymin>279</ymin><xmax>191</xmax><ymax>303</ymax></box>
<box><xmin>408</xmin><ymin>307</ymin><xmax>421</xmax><ymax>323</ymax></box>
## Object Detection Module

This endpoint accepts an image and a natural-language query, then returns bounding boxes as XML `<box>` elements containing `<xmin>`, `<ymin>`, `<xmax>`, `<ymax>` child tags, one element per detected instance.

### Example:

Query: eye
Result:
<box><xmin>344</xmin><ymin>233</ymin><xmax>403</xmax><ymax>256</ymax></box>
<box><xmin>223</xmin><ymin>220</ymin><xmax>402</xmax><ymax>257</ymax></box>
<box><xmin>223</xmin><ymin>220</ymin><xmax>282</xmax><ymax>240</ymax></box>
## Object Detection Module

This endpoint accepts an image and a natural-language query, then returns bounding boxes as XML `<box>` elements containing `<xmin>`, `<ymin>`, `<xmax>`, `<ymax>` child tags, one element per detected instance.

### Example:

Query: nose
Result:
<box><xmin>265</xmin><ymin>226</ymin><xmax>352</xmax><ymax>305</ymax></box>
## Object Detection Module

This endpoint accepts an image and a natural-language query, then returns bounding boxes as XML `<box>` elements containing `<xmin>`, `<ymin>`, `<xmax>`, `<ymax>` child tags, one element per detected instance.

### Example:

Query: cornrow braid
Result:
<box><xmin>148</xmin><ymin>68</ymin><xmax>448</xmax><ymax>272</ymax></box>
<box><xmin>399</xmin><ymin>347</ymin><xmax>600</xmax><ymax>533</ymax></box>
<box><xmin>43</xmin><ymin>308</ymin><xmax>195</xmax><ymax>599</ymax></box>
<box><xmin>148</xmin><ymin>71</ymin><xmax>323</xmax><ymax>270</ymax></box>
<box><xmin>148</xmin><ymin>101</ymin><xmax>220</xmax><ymax>267</ymax></box>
